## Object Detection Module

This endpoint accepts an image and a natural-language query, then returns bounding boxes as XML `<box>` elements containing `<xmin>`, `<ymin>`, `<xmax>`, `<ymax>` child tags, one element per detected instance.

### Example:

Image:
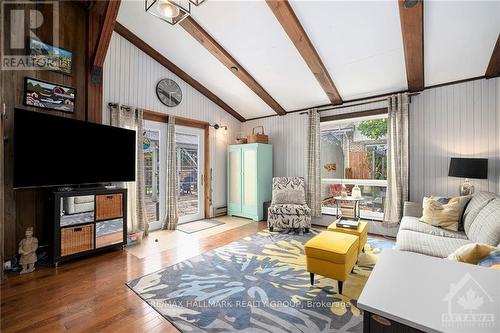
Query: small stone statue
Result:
<box><xmin>19</xmin><ymin>227</ymin><xmax>38</xmax><ymax>274</ymax></box>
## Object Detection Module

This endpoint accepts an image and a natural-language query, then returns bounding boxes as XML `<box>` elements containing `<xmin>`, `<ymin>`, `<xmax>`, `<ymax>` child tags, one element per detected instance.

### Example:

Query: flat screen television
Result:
<box><xmin>13</xmin><ymin>108</ymin><xmax>136</xmax><ymax>189</ymax></box>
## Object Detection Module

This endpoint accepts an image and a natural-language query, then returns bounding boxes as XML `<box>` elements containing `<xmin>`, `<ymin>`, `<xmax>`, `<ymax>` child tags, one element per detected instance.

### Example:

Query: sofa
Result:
<box><xmin>267</xmin><ymin>177</ymin><xmax>312</xmax><ymax>232</ymax></box>
<box><xmin>396</xmin><ymin>191</ymin><xmax>500</xmax><ymax>258</ymax></box>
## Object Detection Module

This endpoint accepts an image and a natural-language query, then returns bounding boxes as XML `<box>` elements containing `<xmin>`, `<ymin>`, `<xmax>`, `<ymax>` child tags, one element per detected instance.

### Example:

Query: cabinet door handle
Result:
<box><xmin>74</xmin><ymin>227</ymin><xmax>82</xmax><ymax>232</ymax></box>
<box><xmin>372</xmin><ymin>314</ymin><xmax>391</xmax><ymax>326</ymax></box>
<box><xmin>106</xmin><ymin>195</ymin><xmax>114</xmax><ymax>199</ymax></box>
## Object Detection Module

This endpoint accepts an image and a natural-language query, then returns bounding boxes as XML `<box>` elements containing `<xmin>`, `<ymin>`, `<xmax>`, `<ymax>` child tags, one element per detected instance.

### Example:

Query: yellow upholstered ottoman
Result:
<box><xmin>327</xmin><ymin>220</ymin><xmax>368</xmax><ymax>254</ymax></box>
<box><xmin>304</xmin><ymin>231</ymin><xmax>359</xmax><ymax>294</ymax></box>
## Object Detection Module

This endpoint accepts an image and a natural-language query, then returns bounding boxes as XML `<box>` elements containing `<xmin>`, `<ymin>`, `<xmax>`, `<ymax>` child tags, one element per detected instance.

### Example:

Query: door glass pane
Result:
<box><xmin>176</xmin><ymin>133</ymin><xmax>199</xmax><ymax>218</ymax></box>
<box><xmin>243</xmin><ymin>150</ymin><xmax>256</xmax><ymax>207</ymax></box>
<box><xmin>229</xmin><ymin>150</ymin><xmax>241</xmax><ymax>204</ymax></box>
<box><xmin>144</xmin><ymin>129</ymin><xmax>160</xmax><ymax>222</ymax></box>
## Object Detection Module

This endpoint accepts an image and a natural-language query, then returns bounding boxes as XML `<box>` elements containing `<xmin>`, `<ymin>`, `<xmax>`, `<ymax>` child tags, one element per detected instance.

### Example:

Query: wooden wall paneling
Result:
<box><xmin>2</xmin><ymin>2</ymin><xmax>90</xmax><ymax>258</ymax></box>
<box><xmin>485</xmin><ymin>34</ymin><xmax>500</xmax><ymax>78</ymax></box>
<box><xmin>179</xmin><ymin>17</ymin><xmax>286</xmax><ymax>116</ymax></box>
<box><xmin>87</xmin><ymin>1</ymin><xmax>108</xmax><ymax>124</ymax></box>
<box><xmin>1</xmin><ymin>102</ymin><xmax>5</xmax><ymax>280</ymax></box>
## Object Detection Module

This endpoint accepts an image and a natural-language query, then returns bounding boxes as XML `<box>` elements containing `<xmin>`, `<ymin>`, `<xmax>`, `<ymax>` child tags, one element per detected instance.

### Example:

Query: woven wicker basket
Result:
<box><xmin>247</xmin><ymin>126</ymin><xmax>268</xmax><ymax>144</ymax></box>
<box><xmin>61</xmin><ymin>224</ymin><xmax>94</xmax><ymax>256</ymax></box>
<box><xmin>96</xmin><ymin>194</ymin><xmax>123</xmax><ymax>221</ymax></box>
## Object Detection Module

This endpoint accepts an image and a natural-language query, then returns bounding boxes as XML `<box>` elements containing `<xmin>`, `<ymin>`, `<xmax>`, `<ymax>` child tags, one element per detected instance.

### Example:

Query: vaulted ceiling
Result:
<box><xmin>116</xmin><ymin>0</ymin><xmax>500</xmax><ymax>121</ymax></box>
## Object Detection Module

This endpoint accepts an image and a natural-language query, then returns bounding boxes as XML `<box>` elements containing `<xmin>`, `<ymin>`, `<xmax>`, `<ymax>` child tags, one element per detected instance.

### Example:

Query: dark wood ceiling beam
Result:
<box><xmin>485</xmin><ymin>34</ymin><xmax>500</xmax><ymax>78</ymax></box>
<box><xmin>114</xmin><ymin>22</ymin><xmax>246</xmax><ymax>122</ymax></box>
<box><xmin>179</xmin><ymin>16</ymin><xmax>286</xmax><ymax>115</ymax></box>
<box><xmin>398</xmin><ymin>0</ymin><xmax>424</xmax><ymax>92</ymax></box>
<box><xmin>91</xmin><ymin>0</ymin><xmax>121</xmax><ymax>80</ymax></box>
<box><xmin>265</xmin><ymin>0</ymin><xmax>342</xmax><ymax>105</ymax></box>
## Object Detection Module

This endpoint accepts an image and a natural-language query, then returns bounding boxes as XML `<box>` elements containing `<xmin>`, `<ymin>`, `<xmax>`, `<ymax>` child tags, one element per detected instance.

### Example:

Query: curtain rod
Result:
<box><xmin>298</xmin><ymin>92</ymin><xmax>420</xmax><ymax>115</ymax></box>
<box><xmin>108</xmin><ymin>102</ymin><xmax>133</xmax><ymax>110</ymax></box>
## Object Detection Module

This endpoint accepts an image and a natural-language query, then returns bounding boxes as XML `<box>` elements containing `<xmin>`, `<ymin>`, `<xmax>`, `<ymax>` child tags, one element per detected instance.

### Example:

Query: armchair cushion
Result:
<box><xmin>272</xmin><ymin>190</ymin><xmax>306</xmax><ymax>205</ymax></box>
<box><xmin>269</xmin><ymin>204</ymin><xmax>311</xmax><ymax>216</ymax></box>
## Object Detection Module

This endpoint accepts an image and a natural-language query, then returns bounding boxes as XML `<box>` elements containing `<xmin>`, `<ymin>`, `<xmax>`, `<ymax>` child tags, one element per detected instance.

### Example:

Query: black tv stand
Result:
<box><xmin>51</xmin><ymin>187</ymin><xmax>127</xmax><ymax>266</ymax></box>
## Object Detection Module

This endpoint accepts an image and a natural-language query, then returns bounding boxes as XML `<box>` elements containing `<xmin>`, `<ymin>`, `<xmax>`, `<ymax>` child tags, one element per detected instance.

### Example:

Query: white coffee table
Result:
<box><xmin>358</xmin><ymin>249</ymin><xmax>500</xmax><ymax>333</ymax></box>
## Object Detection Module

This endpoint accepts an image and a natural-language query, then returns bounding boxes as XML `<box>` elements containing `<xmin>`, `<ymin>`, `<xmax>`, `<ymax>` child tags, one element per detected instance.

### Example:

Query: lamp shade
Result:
<box><xmin>448</xmin><ymin>158</ymin><xmax>488</xmax><ymax>179</ymax></box>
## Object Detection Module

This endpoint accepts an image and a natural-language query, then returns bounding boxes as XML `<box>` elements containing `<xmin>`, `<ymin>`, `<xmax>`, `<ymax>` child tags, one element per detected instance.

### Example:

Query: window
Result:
<box><xmin>320</xmin><ymin>114</ymin><xmax>388</xmax><ymax>220</ymax></box>
<box><xmin>144</xmin><ymin>129</ymin><xmax>160</xmax><ymax>223</ymax></box>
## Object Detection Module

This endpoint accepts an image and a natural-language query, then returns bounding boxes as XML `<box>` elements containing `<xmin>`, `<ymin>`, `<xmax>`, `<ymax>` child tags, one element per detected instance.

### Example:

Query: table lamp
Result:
<box><xmin>448</xmin><ymin>157</ymin><xmax>488</xmax><ymax>196</ymax></box>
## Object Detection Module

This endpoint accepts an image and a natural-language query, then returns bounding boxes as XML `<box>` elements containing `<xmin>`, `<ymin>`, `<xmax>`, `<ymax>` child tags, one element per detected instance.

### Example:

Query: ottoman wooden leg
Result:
<box><xmin>338</xmin><ymin>281</ymin><xmax>343</xmax><ymax>294</ymax></box>
<box><xmin>310</xmin><ymin>273</ymin><xmax>314</xmax><ymax>285</ymax></box>
<box><xmin>269</xmin><ymin>227</ymin><xmax>274</xmax><ymax>232</ymax></box>
<box><xmin>305</xmin><ymin>228</ymin><xmax>309</xmax><ymax>233</ymax></box>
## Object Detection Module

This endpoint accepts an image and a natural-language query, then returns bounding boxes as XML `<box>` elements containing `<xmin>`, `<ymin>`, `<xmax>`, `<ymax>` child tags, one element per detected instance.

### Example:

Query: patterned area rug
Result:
<box><xmin>177</xmin><ymin>219</ymin><xmax>225</xmax><ymax>234</ymax></box>
<box><xmin>127</xmin><ymin>230</ymin><xmax>395</xmax><ymax>332</ymax></box>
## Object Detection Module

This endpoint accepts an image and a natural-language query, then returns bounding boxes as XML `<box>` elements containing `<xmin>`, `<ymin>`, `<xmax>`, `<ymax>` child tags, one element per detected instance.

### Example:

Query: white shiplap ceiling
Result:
<box><xmin>117</xmin><ymin>0</ymin><xmax>500</xmax><ymax>120</ymax></box>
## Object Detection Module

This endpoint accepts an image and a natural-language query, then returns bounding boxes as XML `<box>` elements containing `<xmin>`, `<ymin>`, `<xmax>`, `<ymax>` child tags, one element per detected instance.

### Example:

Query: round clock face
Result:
<box><xmin>156</xmin><ymin>79</ymin><xmax>182</xmax><ymax>107</ymax></box>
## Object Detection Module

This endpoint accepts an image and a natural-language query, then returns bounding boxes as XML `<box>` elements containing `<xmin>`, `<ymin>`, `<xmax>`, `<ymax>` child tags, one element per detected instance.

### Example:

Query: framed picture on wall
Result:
<box><xmin>28</xmin><ymin>38</ymin><xmax>73</xmax><ymax>75</ymax></box>
<box><xmin>23</xmin><ymin>77</ymin><xmax>76</xmax><ymax>113</ymax></box>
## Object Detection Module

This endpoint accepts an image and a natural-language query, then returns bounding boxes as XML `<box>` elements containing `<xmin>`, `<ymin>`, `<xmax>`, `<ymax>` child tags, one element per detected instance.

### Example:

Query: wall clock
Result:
<box><xmin>156</xmin><ymin>78</ymin><xmax>182</xmax><ymax>107</ymax></box>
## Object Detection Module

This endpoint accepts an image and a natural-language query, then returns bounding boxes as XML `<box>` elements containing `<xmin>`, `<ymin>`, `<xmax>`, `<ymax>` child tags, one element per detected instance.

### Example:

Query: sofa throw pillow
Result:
<box><xmin>447</xmin><ymin>243</ymin><xmax>497</xmax><ymax>265</ymax></box>
<box><xmin>478</xmin><ymin>250</ymin><xmax>500</xmax><ymax>270</ymax></box>
<box><xmin>420</xmin><ymin>196</ymin><xmax>467</xmax><ymax>231</ymax></box>
<box><xmin>272</xmin><ymin>189</ymin><xmax>306</xmax><ymax>205</ymax></box>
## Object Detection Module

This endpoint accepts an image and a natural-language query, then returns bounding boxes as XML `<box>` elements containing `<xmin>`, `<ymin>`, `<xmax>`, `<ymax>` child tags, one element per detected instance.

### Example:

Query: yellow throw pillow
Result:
<box><xmin>447</xmin><ymin>243</ymin><xmax>497</xmax><ymax>264</ymax></box>
<box><xmin>420</xmin><ymin>196</ymin><xmax>462</xmax><ymax>231</ymax></box>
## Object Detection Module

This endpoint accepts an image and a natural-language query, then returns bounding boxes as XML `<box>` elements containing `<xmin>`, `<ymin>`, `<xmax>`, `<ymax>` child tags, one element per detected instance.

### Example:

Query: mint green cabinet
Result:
<box><xmin>227</xmin><ymin>143</ymin><xmax>272</xmax><ymax>221</ymax></box>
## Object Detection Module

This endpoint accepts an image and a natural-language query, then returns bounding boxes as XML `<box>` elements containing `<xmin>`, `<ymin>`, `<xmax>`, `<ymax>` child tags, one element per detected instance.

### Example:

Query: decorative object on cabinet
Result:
<box><xmin>18</xmin><ymin>227</ymin><xmax>38</xmax><ymax>274</ymax></box>
<box><xmin>247</xmin><ymin>126</ymin><xmax>269</xmax><ymax>144</ymax></box>
<box><xmin>23</xmin><ymin>77</ymin><xmax>76</xmax><ymax>113</ymax></box>
<box><xmin>235</xmin><ymin>131</ymin><xmax>247</xmax><ymax>144</ymax></box>
<box><xmin>52</xmin><ymin>188</ymin><xmax>127</xmax><ymax>266</ymax></box>
<box><xmin>156</xmin><ymin>78</ymin><xmax>182</xmax><ymax>107</ymax></box>
<box><xmin>29</xmin><ymin>38</ymin><xmax>73</xmax><ymax>75</ymax></box>
<box><xmin>227</xmin><ymin>143</ymin><xmax>272</xmax><ymax>221</ymax></box>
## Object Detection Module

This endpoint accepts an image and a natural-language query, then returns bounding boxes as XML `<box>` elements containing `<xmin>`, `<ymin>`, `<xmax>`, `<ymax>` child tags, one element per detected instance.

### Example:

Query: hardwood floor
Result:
<box><xmin>1</xmin><ymin>221</ymin><xmax>267</xmax><ymax>333</ymax></box>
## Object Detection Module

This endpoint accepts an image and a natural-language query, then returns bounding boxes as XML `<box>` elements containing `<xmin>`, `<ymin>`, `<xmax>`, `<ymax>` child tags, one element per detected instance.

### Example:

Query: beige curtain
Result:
<box><xmin>305</xmin><ymin>109</ymin><xmax>322</xmax><ymax>217</ymax></box>
<box><xmin>162</xmin><ymin>116</ymin><xmax>178</xmax><ymax>230</ymax></box>
<box><xmin>110</xmin><ymin>104</ymin><xmax>149</xmax><ymax>236</ymax></box>
<box><xmin>383</xmin><ymin>93</ymin><xmax>409</xmax><ymax>226</ymax></box>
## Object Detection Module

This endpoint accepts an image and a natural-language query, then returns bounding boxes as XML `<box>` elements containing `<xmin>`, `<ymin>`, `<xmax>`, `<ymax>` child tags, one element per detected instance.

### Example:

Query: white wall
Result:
<box><xmin>409</xmin><ymin>78</ymin><xmax>500</xmax><ymax>201</ymax></box>
<box><xmin>243</xmin><ymin>79</ymin><xmax>500</xmax><ymax>203</ymax></box>
<box><xmin>103</xmin><ymin>32</ymin><xmax>242</xmax><ymax>209</ymax></box>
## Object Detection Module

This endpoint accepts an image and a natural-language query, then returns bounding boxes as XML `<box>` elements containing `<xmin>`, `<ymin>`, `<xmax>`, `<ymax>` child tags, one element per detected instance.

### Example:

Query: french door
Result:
<box><xmin>143</xmin><ymin>121</ymin><xmax>205</xmax><ymax>229</ymax></box>
<box><xmin>176</xmin><ymin>125</ymin><xmax>205</xmax><ymax>224</ymax></box>
<box><xmin>144</xmin><ymin>120</ymin><xmax>167</xmax><ymax>231</ymax></box>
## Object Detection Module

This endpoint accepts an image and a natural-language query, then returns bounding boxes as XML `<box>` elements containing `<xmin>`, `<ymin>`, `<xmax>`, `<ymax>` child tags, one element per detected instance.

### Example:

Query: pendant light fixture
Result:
<box><xmin>146</xmin><ymin>0</ymin><xmax>206</xmax><ymax>26</ymax></box>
